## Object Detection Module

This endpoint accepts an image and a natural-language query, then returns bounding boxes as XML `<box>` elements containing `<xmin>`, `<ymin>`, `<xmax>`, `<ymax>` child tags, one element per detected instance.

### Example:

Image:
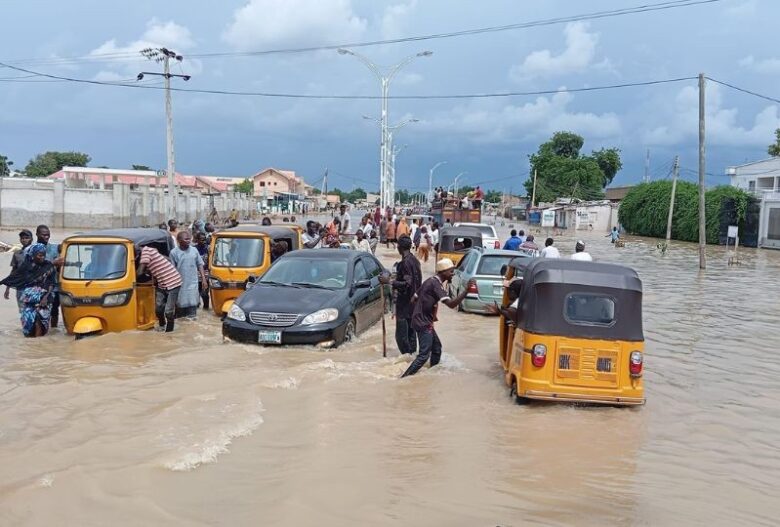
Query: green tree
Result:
<box><xmin>24</xmin><ymin>151</ymin><xmax>91</xmax><ymax>177</ymax></box>
<box><xmin>484</xmin><ymin>190</ymin><xmax>502</xmax><ymax>202</ymax></box>
<box><xmin>768</xmin><ymin>128</ymin><xmax>780</xmax><ymax>157</ymax></box>
<box><xmin>618</xmin><ymin>181</ymin><xmax>752</xmax><ymax>244</ymax></box>
<box><xmin>234</xmin><ymin>178</ymin><xmax>254</xmax><ymax>195</ymax></box>
<box><xmin>132</xmin><ymin>164</ymin><xmax>151</xmax><ymax>171</ymax></box>
<box><xmin>0</xmin><ymin>154</ymin><xmax>13</xmax><ymax>177</ymax></box>
<box><xmin>591</xmin><ymin>148</ymin><xmax>623</xmax><ymax>186</ymax></box>
<box><xmin>525</xmin><ymin>132</ymin><xmax>620</xmax><ymax>203</ymax></box>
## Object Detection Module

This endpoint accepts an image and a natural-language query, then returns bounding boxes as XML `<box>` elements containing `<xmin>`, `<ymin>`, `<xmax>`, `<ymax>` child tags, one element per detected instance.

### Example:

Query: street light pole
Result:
<box><xmin>338</xmin><ymin>48</ymin><xmax>432</xmax><ymax>211</ymax></box>
<box><xmin>453</xmin><ymin>171</ymin><xmax>467</xmax><ymax>198</ymax></box>
<box><xmin>429</xmin><ymin>161</ymin><xmax>447</xmax><ymax>202</ymax></box>
<box><xmin>139</xmin><ymin>47</ymin><xmax>191</xmax><ymax>220</ymax></box>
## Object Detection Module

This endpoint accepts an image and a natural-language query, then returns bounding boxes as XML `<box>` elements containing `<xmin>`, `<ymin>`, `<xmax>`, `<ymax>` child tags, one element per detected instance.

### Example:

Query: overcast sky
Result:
<box><xmin>1</xmin><ymin>0</ymin><xmax>778</xmax><ymax>192</ymax></box>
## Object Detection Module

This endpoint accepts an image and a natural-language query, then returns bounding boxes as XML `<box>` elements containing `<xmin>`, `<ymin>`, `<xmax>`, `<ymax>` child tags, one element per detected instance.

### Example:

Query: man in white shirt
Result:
<box><xmin>338</xmin><ymin>204</ymin><xmax>351</xmax><ymax>234</ymax></box>
<box><xmin>570</xmin><ymin>240</ymin><xmax>593</xmax><ymax>261</ymax></box>
<box><xmin>350</xmin><ymin>229</ymin><xmax>372</xmax><ymax>252</ymax></box>
<box><xmin>540</xmin><ymin>237</ymin><xmax>561</xmax><ymax>258</ymax></box>
<box><xmin>409</xmin><ymin>220</ymin><xmax>418</xmax><ymax>243</ymax></box>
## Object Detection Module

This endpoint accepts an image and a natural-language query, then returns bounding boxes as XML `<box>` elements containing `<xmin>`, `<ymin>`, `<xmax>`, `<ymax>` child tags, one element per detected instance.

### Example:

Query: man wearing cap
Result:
<box><xmin>3</xmin><ymin>229</ymin><xmax>33</xmax><ymax>310</ymax></box>
<box><xmin>401</xmin><ymin>258</ymin><xmax>470</xmax><ymax>378</ymax></box>
<box><xmin>571</xmin><ymin>240</ymin><xmax>593</xmax><ymax>261</ymax></box>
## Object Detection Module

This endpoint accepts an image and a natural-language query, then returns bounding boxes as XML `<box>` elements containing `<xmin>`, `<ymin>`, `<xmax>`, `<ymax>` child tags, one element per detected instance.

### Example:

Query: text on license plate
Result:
<box><xmin>257</xmin><ymin>330</ymin><xmax>282</xmax><ymax>344</ymax></box>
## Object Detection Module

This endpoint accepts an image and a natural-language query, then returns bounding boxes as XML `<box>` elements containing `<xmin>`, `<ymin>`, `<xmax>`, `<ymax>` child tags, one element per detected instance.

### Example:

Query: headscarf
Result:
<box><xmin>1</xmin><ymin>243</ymin><xmax>55</xmax><ymax>289</ymax></box>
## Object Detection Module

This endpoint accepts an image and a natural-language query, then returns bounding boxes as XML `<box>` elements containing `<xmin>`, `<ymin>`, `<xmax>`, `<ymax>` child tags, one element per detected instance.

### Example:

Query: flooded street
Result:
<box><xmin>1</xmin><ymin>224</ymin><xmax>779</xmax><ymax>526</ymax></box>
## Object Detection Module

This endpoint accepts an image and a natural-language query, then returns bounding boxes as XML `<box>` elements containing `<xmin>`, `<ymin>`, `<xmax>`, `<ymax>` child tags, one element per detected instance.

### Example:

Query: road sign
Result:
<box><xmin>727</xmin><ymin>225</ymin><xmax>738</xmax><ymax>238</ymax></box>
<box><xmin>156</xmin><ymin>169</ymin><xmax>166</xmax><ymax>177</ymax></box>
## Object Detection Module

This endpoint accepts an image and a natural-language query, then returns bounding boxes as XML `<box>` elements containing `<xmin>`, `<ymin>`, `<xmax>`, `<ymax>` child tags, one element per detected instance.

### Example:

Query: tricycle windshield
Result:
<box><xmin>62</xmin><ymin>243</ymin><xmax>128</xmax><ymax>280</ymax></box>
<box><xmin>212</xmin><ymin>237</ymin><xmax>265</xmax><ymax>268</ymax></box>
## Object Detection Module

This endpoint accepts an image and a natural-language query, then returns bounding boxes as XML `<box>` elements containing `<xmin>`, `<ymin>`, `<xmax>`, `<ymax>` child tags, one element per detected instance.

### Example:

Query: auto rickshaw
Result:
<box><xmin>208</xmin><ymin>225</ymin><xmax>275</xmax><ymax>316</ymax></box>
<box><xmin>499</xmin><ymin>258</ymin><xmax>645</xmax><ymax>406</ymax></box>
<box><xmin>257</xmin><ymin>225</ymin><xmax>303</xmax><ymax>251</ymax></box>
<box><xmin>59</xmin><ymin>228</ymin><xmax>174</xmax><ymax>338</ymax></box>
<box><xmin>435</xmin><ymin>226</ymin><xmax>483</xmax><ymax>265</ymax></box>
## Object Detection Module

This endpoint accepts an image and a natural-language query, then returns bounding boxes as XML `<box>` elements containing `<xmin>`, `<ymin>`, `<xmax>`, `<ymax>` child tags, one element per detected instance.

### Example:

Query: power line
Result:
<box><xmin>706</xmin><ymin>76</ymin><xmax>780</xmax><ymax>105</ymax></box>
<box><xmin>1</xmin><ymin>0</ymin><xmax>721</xmax><ymax>67</ymax></box>
<box><xmin>0</xmin><ymin>62</ymin><xmax>696</xmax><ymax>99</ymax></box>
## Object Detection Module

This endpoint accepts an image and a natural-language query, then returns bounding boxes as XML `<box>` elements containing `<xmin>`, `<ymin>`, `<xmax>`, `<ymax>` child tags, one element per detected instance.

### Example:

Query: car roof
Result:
<box><xmin>282</xmin><ymin>248</ymin><xmax>371</xmax><ymax>261</ymax></box>
<box><xmin>478</xmin><ymin>249</ymin><xmax>523</xmax><ymax>257</ymax></box>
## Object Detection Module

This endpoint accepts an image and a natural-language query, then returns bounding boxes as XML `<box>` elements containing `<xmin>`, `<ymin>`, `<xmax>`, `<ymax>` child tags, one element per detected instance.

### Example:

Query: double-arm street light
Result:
<box><xmin>450</xmin><ymin>171</ymin><xmax>467</xmax><ymax>198</ymax></box>
<box><xmin>339</xmin><ymin>48</ymin><xmax>432</xmax><ymax>211</ymax></box>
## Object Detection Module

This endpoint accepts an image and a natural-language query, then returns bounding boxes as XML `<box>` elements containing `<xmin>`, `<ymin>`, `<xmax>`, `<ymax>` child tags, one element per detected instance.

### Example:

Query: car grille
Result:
<box><xmin>248</xmin><ymin>311</ymin><xmax>300</xmax><ymax>327</ymax></box>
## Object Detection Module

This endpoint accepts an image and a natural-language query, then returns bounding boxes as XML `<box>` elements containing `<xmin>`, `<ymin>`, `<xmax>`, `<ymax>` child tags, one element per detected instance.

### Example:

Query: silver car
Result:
<box><xmin>449</xmin><ymin>248</ymin><xmax>526</xmax><ymax>314</ymax></box>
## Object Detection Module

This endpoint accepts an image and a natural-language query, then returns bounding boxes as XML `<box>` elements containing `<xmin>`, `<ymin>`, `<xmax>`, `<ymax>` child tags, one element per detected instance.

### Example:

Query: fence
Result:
<box><xmin>0</xmin><ymin>177</ymin><xmax>257</xmax><ymax>229</ymax></box>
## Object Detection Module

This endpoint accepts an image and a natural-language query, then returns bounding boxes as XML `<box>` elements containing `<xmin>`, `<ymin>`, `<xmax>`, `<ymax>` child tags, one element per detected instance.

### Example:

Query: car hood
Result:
<box><xmin>236</xmin><ymin>284</ymin><xmax>346</xmax><ymax>316</ymax></box>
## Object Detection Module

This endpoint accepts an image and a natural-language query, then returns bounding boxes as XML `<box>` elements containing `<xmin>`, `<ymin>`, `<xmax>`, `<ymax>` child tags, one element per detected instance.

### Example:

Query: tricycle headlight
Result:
<box><xmin>301</xmin><ymin>308</ymin><xmax>339</xmax><ymax>325</ymax></box>
<box><xmin>102</xmin><ymin>291</ymin><xmax>130</xmax><ymax>306</ymax></box>
<box><xmin>59</xmin><ymin>293</ymin><xmax>75</xmax><ymax>307</ymax></box>
<box><xmin>226</xmin><ymin>303</ymin><xmax>246</xmax><ymax>322</ymax></box>
<box><xmin>209</xmin><ymin>277</ymin><xmax>222</xmax><ymax>289</ymax></box>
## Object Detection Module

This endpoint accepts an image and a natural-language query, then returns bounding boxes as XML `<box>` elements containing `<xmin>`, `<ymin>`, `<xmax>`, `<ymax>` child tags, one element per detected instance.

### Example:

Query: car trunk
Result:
<box><xmin>473</xmin><ymin>275</ymin><xmax>504</xmax><ymax>301</ymax></box>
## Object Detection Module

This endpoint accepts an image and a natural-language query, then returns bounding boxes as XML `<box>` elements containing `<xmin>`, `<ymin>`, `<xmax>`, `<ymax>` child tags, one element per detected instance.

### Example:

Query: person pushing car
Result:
<box><xmin>401</xmin><ymin>258</ymin><xmax>470</xmax><ymax>378</ymax></box>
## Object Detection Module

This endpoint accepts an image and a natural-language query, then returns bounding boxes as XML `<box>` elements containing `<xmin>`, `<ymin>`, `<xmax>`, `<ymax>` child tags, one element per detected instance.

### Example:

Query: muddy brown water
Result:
<box><xmin>0</xmin><ymin>222</ymin><xmax>779</xmax><ymax>526</ymax></box>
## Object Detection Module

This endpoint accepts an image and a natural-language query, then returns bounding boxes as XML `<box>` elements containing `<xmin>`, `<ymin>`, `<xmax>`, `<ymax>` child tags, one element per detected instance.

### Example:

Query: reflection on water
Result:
<box><xmin>1</xmin><ymin>224</ymin><xmax>779</xmax><ymax>526</ymax></box>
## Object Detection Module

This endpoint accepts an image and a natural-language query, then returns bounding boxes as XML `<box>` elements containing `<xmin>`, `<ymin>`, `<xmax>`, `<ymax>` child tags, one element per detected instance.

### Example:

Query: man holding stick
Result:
<box><xmin>379</xmin><ymin>235</ymin><xmax>421</xmax><ymax>355</ymax></box>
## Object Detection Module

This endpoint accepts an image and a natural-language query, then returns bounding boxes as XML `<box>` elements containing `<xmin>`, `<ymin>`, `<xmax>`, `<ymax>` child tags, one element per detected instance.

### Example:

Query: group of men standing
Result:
<box><xmin>380</xmin><ymin>235</ymin><xmax>470</xmax><ymax>378</ymax></box>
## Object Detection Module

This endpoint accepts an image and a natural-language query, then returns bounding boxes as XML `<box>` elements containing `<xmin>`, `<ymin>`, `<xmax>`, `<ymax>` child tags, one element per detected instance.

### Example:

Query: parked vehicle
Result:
<box><xmin>435</xmin><ymin>226</ymin><xmax>483</xmax><ymax>266</ymax></box>
<box><xmin>222</xmin><ymin>249</ymin><xmax>389</xmax><ymax>347</ymax></box>
<box><xmin>208</xmin><ymin>226</ymin><xmax>274</xmax><ymax>316</ymax></box>
<box><xmin>450</xmin><ymin>248</ymin><xmax>528</xmax><ymax>314</ymax></box>
<box><xmin>498</xmin><ymin>258</ymin><xmax>645</xmax><ymax>406</ymax></box>
<box><xmin>453</xmin><ymin>222</ymin><xmax>500</xmax><ymax>249</ymax></box>
<box><xmin>59</xmin><ymin>228</ymin><xmax>174</xmax><ymax>338</ymax></box>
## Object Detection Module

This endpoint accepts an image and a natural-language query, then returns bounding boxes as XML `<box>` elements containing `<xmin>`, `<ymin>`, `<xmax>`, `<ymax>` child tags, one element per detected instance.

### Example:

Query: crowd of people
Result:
<box><xmin>501</xmin><ymin>229</ymin><xmax>593</xmax><ymax>261</ymax></box>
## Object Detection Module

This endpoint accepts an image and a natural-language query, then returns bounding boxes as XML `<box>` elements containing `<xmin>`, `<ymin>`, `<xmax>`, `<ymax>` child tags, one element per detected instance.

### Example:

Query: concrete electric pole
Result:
<box><xmin>698</xmin><ymin>73</ymin><xmax>707</xmax><ymax>270</ymax></box>
<box><xmin>666</xmin><ymin>155</ymin><xmax>679</xmax><ymax>244</ymax></box>
<box><xmin>139</xmin><ymin>47</ymin><xmax>191</xmax><ymax>220</ymax></box>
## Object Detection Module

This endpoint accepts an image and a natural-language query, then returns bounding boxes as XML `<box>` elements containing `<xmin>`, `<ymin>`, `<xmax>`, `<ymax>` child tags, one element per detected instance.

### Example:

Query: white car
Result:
<box><xmin>454</xmin><ymin>222</ymin><xmax>500</xmax><ymax>249</ymax></box>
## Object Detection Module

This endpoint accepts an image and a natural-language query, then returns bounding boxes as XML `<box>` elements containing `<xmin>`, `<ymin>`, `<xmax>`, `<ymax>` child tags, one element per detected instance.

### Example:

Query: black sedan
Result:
<box><xmin>222</xmin><ymin>249</ymin><xmax>389</xmax><ymax>347</ymax></box>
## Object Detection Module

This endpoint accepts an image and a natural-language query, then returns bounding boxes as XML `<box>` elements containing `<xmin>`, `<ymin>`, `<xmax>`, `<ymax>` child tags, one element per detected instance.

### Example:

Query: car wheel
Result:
<box><xmin>340</xmin><ymin>317</ymin><xmax>357</xmax><ymax>346</ymax></box>
<box><xmin>510</xmin><ymin>379</ymin><xmax>527</xmax><ymax>405</ymax></box>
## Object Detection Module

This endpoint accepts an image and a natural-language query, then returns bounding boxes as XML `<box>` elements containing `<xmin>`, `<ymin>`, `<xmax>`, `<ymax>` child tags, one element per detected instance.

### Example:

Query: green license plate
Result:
<box><xmin>257</xmin><ymin>330</ymin><xmax>282</xmax><ymax>344</ymax></box>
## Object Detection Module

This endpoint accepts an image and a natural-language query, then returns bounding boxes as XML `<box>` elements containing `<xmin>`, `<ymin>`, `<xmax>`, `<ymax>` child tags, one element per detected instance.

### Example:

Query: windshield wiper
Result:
<box><xmin>258</xmin><ymin>280</ymin><xmax>301</xmax><ymax>288</ymax></box>
<box><xmin>291</xmin><ymin>282</ymin><xmax>330</xmax><ymax>289</ymax></box>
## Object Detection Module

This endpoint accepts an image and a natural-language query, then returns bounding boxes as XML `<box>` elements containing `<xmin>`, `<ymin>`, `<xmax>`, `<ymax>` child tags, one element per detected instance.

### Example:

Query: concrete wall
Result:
<box><xmin>0</xmin><ymin>177</ymin><xmax>256</xmax><ymax>230</ymax></box>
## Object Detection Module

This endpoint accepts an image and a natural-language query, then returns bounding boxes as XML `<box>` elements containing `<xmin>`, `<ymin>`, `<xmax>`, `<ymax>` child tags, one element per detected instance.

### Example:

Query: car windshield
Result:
<box><xmin>212</xmin><ymin>237</ymin><xmax>265</xmax><ymax>267</ymax></box>
<box><xmin>62</xmin><ymin>243</ymin><xmax>127</xmax><ymax>280</ymax></box>
<box><xmin>260</xmin><ymin>259</ymin><xmax>349</xmax><ymax>289</ymax></box>
<box><xmin>477</xmin><ymin>255</ymin><xmax>513</xmax><ymax>276</ymax></box>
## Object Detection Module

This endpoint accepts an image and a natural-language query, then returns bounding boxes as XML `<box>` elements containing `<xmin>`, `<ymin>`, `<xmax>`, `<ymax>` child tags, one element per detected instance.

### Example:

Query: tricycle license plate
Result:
<box><xmin>257</xmin><ymin>330</ymin><xmax>282</xmax><ymax>344</ymax></box>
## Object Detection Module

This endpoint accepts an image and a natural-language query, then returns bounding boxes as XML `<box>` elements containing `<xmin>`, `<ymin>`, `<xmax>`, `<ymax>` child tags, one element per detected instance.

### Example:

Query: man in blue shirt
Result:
<box><xmin>502</xmin><ymin>229</ymin><xmax>523</xmax><ymax>251</ymax></box>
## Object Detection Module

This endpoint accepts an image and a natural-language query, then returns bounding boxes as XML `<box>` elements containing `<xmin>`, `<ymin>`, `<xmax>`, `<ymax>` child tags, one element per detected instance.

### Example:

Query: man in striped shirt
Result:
<box><xmin>137</xmin><ymin>246</ymin><xmax>183</xmax><ymax>332</ymax></box>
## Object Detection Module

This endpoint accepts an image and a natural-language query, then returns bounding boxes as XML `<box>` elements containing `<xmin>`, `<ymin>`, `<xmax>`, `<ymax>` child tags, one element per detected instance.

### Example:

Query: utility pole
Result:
<box><xmin>644</xmin><ymin>149</ymin><xmax>651</xmax><ymax>183</ymax></box>
<box><xmin>531</xmin><ymin>169</ymin><xmax>538</xmax><ymax>207</ymax></box>
<box><xmin>666</xmin><ymin>155</ymin><xmax>679</xmax><ymax>243</ymax></box>
<box><xmin>139</xmin><ymin>47</ymin><xmax>191</xmax><ymax>220</ymax></box>
<box><xmin>698</xmin><ymin>73</ymin><xmax>707</xmax><ymax>269</ymax></box>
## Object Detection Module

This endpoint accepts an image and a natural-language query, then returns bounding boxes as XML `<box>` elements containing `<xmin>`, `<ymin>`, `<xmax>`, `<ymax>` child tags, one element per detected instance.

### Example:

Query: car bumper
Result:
<box><xmin>222</xmin><ymin>318</ymin><xmax>347</xmax><ymax>346</ymax></box>
<box><xmin>462</xmin><ymin>294</ymin><xmax>502</xmax><ymax>314</ymax></box>
<box><xmin>522</xmin><ymin>390</ymin><xmax>645</xmax><ymax>406</ymax></box>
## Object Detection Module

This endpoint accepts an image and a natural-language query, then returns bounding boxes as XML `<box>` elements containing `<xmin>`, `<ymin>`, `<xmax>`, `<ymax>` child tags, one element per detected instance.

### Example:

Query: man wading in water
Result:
<box><xmin>380</xmin><ymin>235</ymin><xmax>422</xmax><ymax>355</ymax></box>
<box><xmin>401</xmin><ymin>258</ymin><xmax>470</xmax><ymax>378</ymax></box>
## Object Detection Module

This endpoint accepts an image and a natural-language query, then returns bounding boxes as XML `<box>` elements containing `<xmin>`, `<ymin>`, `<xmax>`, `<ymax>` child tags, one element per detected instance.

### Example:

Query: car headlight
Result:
<box><xmin>301</xmin><ymin>308</ymin><xmax>339</xmax><ymax>325</ymax></box>
<box><xmin>209</xmin><ymin>277</ymin><xmax>222</xmax><ymax>289</ymax></box>
<box><xmin>102</xmin><ymin>291</ymin><xmax>130</xmax><ymax>306</ymax></box>
<box><xmin>226</xmin><ymin>303</ymin><xmax>246</xmax><ymax>322</ymax></box>
<box><xmin>59</xmin><ymin>293</ymin><xmax>75</xmax><ymax>307</ymax></box>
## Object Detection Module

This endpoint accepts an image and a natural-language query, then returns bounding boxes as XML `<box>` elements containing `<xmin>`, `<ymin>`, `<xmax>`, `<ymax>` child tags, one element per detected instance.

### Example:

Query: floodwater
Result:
<box><xmin>0</xmin><ymin>222</ymin><xmax>779</xmax><ymax>526</ymax></box>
